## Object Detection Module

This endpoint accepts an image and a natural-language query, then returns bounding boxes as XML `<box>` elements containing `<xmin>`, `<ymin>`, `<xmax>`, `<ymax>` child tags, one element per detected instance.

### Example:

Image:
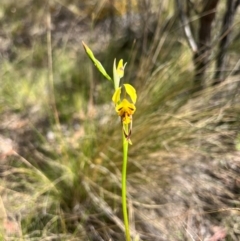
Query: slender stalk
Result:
<box><xmin>122</xmin><ymin>126</ymin><xmax>131</xmax><ymax>241</ymax></box>
<box><xmin>0</xmin><ymin>196</ymin><xmax>7</xmax><ymax>237</ymax></box>
<box><xmin>46</xmin><ymin>2</ymin><xmax>60</xmax><ymax>131</ymax></box>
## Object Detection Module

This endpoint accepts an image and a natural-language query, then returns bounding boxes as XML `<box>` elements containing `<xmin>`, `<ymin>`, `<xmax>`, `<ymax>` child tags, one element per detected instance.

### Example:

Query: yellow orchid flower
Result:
<box><xmin>112</xmin><ymin>84</ymin><xmax>137</xmax><ymax>141</ymax></box>
<box><xmin>115</xmin><ymin>99</ymin><xmax>136</xmax><ymax>124</ymax></box>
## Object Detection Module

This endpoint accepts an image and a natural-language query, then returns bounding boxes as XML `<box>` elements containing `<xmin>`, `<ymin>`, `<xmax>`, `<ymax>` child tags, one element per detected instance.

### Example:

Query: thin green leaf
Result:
<box><xmin>82</xmin><ymin>41</ymin><xmax>112</xmax><ymax>81</ymax></box>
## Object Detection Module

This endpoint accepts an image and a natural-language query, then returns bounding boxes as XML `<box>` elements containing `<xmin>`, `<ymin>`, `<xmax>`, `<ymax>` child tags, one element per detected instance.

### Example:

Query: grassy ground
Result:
<box><xmin>0</xmin><ymin>0</ymin><xmax>240</xmax><ymax>240</ymax></box>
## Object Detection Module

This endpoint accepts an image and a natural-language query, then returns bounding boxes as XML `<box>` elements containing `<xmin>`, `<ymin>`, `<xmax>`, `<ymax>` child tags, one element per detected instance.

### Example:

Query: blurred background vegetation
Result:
<box><xmin>0</xmin><ymin>0</ymin><xmax>240</xmax><ymax>240</ymax></box>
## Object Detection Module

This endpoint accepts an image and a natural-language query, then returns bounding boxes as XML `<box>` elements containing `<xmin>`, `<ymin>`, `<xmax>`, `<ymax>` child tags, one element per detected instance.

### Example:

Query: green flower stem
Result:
<box><xmin>82</xmin><ymin>43</ymin><xmax>135</xmax><ymax>241</ymax></box>
<box><xmin>122</xmin><ymin>125</ymin><xmax>131</xmax><ymax>241</ymax></box>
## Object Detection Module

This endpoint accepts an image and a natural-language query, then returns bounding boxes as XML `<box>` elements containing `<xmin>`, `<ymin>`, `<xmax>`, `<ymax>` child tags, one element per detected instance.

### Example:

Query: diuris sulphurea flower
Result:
<box><xmin>112</xmin><ymin>84</ymin><xmax>137</xmax><ymax>143</ymax></box>
<box><xmin>116</xmin><ymin>99</ymin><xmax>135</xmax><ymax>125</ymax></box>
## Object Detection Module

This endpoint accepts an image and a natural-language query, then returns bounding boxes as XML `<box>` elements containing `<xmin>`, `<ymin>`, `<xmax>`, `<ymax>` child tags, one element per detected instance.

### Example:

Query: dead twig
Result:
<box><xmin>213</xmin><ymin>0</ymin><xmax>240</xmax><ymax>84</ymax></box>
<box><xmin>175</xmin><ymin>0</ymin><xmax>198</xmax><ymax>53</ymax></box>
<box><xmin>193</xmin><ymin>0</ymin><xmax>219</xmax><ymax>90</ymax></box>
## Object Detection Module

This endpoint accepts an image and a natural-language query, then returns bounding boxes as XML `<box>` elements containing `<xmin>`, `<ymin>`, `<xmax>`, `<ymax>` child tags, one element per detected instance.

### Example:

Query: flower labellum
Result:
<box><xmin>116</xmin><ymin>99</ymin><xmax>136</xmax><ymax>124</ymax></box>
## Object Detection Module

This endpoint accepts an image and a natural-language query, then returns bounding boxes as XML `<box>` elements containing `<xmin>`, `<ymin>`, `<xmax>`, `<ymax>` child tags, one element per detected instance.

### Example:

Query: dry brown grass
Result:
<box><xmin>0</xmin><ymin>0</ymin><xmax>240</xmax><ymax>240</ymax></box>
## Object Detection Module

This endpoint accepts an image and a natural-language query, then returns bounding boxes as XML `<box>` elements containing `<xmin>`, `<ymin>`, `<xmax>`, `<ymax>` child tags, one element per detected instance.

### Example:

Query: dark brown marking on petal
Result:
<box><xmin>127</xmin><ymin>129</ymin><xmax>132</xmax><ymax>139</ymax></box>
<box><xmin>123</xmin><ymin>127</ymin><xmax>131</xmax><ymax>140</ymax></box>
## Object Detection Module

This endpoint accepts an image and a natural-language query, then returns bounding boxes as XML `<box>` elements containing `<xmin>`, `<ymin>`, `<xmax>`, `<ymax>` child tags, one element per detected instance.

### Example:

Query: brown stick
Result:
<box><xmin>193</xmin><ymin>0</ymin><xmax>219</xmax><ymax>90</ymax></box>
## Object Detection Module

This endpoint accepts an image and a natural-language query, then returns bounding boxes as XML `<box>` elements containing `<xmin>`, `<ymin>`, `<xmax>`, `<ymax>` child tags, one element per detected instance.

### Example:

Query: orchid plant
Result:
<box><xmin>82</xmin><ymin>42</ymin><xmax>137</xmax><ymax>241</ymax></box>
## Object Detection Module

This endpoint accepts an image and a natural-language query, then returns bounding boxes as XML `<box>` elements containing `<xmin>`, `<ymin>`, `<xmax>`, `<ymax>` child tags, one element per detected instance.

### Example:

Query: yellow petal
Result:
<box><xmin>122</xmin><ymin>115</ymin><xmax>132</xmax><ymax>124</ymax></box>
<box><xmin>117</xmin><ymin>59</ymin><xmax>125</xmax><ymax>78</ymax></box>
<box><xmin>112</xmin><ymin>87</ymin><xmax>122</xmax><ymax>104</ymax></box>
<box><xmin>123</xmin><ymin>84</ymin><xmax>137</xmax><ymax>104</ymax></box>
